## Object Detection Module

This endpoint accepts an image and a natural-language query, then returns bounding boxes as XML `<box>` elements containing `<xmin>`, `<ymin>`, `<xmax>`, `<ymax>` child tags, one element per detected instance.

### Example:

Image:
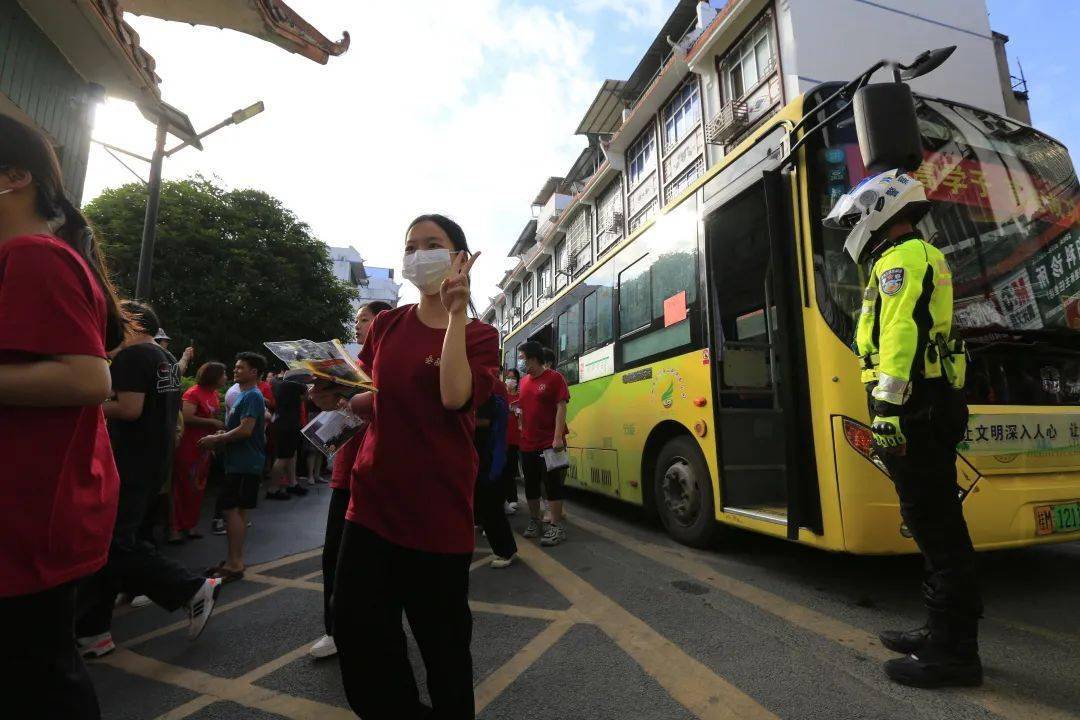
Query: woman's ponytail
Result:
<box><xmin>1</xmin><ymin>114</ymin><xmax>128</xmax><ymax>350</ymax></box>
<box><xmin>55</xmin><ymin>195</ymin><xmax>127</xmax><ymax>351</ymax></box>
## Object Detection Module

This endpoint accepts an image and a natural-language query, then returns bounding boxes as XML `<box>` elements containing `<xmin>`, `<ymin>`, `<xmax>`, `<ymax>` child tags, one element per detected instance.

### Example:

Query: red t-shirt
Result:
<box><xmin>258</xmin><ymin>380</ymin><xmax>276</xmax><ymax>411</ymax></box>
<box><xmin>347</xmin><ymin>305</ymin><xmax>499</xmax><ymax>554</ymax></box>
<box><xmin>0</xmin><ymin>235</ymin><xmax>118</xmax><ymax>597</ymax></box>
<box><xmin>518</xmin><ymin>369</ymin><xmax>570</xmax><ymax>452</ymax></box>
<box><xmin>176</xmin><ymin>384</ymin><xmax>220</xmax><ymax>463</ymax></box>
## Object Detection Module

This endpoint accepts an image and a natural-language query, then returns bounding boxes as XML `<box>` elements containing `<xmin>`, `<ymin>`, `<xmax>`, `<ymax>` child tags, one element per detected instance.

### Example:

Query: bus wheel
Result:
<box><xmin>653</xmin><ymin>436</ymin><xmax>716</xmax><ymax>548</ymax></box>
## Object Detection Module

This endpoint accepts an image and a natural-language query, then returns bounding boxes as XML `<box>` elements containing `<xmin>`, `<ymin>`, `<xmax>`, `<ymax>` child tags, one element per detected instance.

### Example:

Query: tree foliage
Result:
<box><xmin>86</xmin><ymin>177</ymin><xmax>357</xmax><ymax>369</ymax></box>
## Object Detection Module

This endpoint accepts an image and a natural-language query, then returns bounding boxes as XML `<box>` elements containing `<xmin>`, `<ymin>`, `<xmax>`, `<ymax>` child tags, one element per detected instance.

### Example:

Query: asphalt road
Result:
<box><xmin>91</xmin><ymin>483</ymin><xmax>1080</xmax><ymax>720</ymax></box>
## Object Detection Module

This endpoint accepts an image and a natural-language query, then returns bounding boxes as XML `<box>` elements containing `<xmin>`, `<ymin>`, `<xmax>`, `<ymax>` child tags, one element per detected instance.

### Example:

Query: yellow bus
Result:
<box><xmin>501</xmin><ymin>79</ymin><xmax>1080</xmax><ymax>553</ymax></box>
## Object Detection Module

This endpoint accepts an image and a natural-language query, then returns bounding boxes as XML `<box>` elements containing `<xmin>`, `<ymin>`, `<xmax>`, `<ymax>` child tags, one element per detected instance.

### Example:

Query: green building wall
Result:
<box><xmin>0</xmin><ymin>0</ymin><xmax>95</xmax><ymax>202</ymax></box>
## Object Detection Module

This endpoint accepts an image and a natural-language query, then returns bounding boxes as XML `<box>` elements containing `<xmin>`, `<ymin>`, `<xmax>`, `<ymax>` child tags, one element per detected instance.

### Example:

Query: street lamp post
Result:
<box><xmin>133</xmin><ymin>101</ymin><xmax>265</xmax><ymax>299</ymax></box>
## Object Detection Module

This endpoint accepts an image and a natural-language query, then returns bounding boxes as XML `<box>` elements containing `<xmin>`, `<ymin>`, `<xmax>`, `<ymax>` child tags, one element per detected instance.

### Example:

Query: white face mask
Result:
<box><xmin>504</xmin><ymin>378</ymin><xmax>517</xmax><ymax>391</ymax></box>
<box><xmin>402</xmin><ymin>248</ymin><xmax>453</xmax><ymax>296</ymax></box>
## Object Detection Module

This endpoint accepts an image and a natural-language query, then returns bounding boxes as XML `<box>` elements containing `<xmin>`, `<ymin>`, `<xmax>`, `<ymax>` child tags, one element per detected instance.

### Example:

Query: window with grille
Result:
<box><xmin>662</xmin><ymin>76</ymin><xmax>701</xmax><ymax>151</ymax></box>
<box><xmin>523</xmin><ymin>274</ymin><xmax>534</xmax><ymax>316</ymax></box>
<box><xmin>554</xmin><ymin>239</ymin><xmax>568</xmax><ymax>291</ymax></box>
<box><xmin>723</xmin><ymin>20</ymin><xmax>774</xmax><ymax>104</ymax></box>
<box><xmin>627</xmin><ymin>128</ymin><xmax>656</xmax><ymax>188</ymax></box>
<box><xmin>536</xmin><ymin>259</ymin><xmax>551</xmax><ymax>300</ymax></box>
<box><xmin>566</xmin><ymin>209</ymin><xmax>592</xmax><ymax>276</ymax></box>
<box><xmin>597</xmin><ymin>179</ymin><xmax>624</xmax><ymax>254</ymax></box>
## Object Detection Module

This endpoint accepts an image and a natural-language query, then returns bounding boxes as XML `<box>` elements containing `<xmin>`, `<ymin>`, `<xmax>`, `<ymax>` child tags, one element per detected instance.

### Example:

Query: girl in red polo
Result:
<box><xmin>0</xmin><ymin>115</ymin><xmax>126</xmax><ymax>718</ymax></box>
<box><xmin>332</xmin><ymin>214</ymin><xmax>498</xmax><ymax>720</ymax></box>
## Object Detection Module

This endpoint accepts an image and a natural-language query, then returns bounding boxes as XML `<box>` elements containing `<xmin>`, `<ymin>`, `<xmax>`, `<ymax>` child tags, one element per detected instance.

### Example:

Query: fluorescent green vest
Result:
<box><xmin>854</xmin><ymin>236</ymin><xmax>962</xmax><ymax>405</ymax></box>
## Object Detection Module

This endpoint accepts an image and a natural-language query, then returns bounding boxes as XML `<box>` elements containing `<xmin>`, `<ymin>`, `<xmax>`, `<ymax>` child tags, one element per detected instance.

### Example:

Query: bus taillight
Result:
<box><xmin>842</xmin><ymin>417</ymin><xmax>890</xmax><ymax>475</ymax></box>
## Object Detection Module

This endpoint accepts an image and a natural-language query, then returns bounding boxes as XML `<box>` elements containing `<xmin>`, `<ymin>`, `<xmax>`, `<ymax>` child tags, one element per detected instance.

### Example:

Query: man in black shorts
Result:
<box><xmin>199</xmin><ymin>352</ymin><xmax>267</xmax><ymax>582</ymax></box>
<box><xmin>517</xmin><ymin>342</ymin><xmax>570</xmax><ymax>547</ymax></box>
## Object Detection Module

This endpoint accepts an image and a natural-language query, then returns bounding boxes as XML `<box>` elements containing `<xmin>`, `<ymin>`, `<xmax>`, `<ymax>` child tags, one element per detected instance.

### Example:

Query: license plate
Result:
<box><xmin>1035</xmin><ymin>502</ymin><xmax>1080</xmax><ymax>536</ymax></box>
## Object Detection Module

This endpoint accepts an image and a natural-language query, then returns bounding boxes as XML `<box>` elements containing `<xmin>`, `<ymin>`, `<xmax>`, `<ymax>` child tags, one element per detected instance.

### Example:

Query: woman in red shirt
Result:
<box><xmin>308</xmin><ymin>299</ymin><xmax>392</xmax><ymax>660</ymax></box>
<box><xmin>169</xmin><ymin>362</ymin><xmax>227</xmax><ymax>542</ymax></box>
<box><xmin>331</xmin><ymin>215</ymin><xmax>498</xmax><ymax>720</ymax></box>
<box><xmin>0</xmin><ymin>115</ymin><xmax>126</xmax><ymax>717</ymax></box>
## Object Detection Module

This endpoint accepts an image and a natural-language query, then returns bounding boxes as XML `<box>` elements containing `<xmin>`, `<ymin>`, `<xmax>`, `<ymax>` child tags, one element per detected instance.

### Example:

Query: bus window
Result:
<box><xmin>618</xmin><ymin>254</ymin><xmax>652</xmax><ymax>335</ymax></box>
<box><xmin>583</xmin><ymin>264</ymin><xmax>615</xmax><ymax>351</ymax></box>
<box><xmin>557</xmin><ymin>303</ymin><xmax>582</xmax><ymax>384</ymax></box>
<box><xmin>617</xmin><ymin>201</ymin><xmax>700</xmax><ymax>367</ymax></box>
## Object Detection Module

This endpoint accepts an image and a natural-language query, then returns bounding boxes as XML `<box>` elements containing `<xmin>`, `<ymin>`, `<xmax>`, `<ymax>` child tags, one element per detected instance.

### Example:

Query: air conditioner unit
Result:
<box><xmin>599</xmin><ymin>211</ymin><xmax>624</xmax><ymax>235</ymax></box>
<box><xmin>705</xmin><ymin>99</ymin><xmax>749</xmax><ymax>145</ymax></box>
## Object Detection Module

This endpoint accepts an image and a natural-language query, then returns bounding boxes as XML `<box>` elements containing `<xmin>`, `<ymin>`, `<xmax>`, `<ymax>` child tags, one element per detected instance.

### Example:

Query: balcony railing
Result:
<box><xmin>705</xmin><ymin>99</ymin><xmax>749</xmax><ymax>145</ymax></box>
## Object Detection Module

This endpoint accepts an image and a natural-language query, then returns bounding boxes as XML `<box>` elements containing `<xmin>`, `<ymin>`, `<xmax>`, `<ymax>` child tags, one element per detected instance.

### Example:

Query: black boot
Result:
<box><xmin>884</xmin><ymin>611</ymin><xmax>982</xmax><ymax>688</ymax></box>
<box><xmin>879</xmin><ymin>625</ymin><xmax>930</xmax><ymax>655</ymax></box>
<box><xmin>883</xmin><ymin>643</ymin><xmax>982</xmax><ymax>688</ymax></box>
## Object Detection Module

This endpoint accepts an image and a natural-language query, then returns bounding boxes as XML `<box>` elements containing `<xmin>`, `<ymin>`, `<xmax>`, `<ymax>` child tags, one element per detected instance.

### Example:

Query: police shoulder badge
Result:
<box><xmin>879</xmin><ymin>267</ymin><xmax>905</xmax><ymax>296</ymax></box>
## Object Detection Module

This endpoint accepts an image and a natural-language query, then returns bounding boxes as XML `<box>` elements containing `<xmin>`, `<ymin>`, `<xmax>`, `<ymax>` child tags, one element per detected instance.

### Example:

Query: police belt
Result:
<box><xmin>858</xmin><ymin>336</ymin><xmax>967</xmax><ymax>390</ymax></box>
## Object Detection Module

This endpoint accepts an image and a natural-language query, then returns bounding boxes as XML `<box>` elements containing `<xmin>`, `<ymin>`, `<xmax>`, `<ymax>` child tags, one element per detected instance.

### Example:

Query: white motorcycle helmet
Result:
<box><xmin>823</xmin><ymin>169</ymin><xmax>931</xmax><ymax>264</ymax></box>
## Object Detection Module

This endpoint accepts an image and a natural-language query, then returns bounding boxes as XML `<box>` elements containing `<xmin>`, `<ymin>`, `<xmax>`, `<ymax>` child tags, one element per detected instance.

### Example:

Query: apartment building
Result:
<box><xmin>482</xmin><ymin>0</ymin><xmax>1031</xmax><ymax>338</ymax></box>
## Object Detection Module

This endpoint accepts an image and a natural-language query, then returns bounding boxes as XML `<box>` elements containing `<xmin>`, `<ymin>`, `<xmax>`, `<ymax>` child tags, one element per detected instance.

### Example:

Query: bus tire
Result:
<box><xmin>653</xmin><ymin>435</ymin><xmax>717</xmax><ymax>548</ymax></box>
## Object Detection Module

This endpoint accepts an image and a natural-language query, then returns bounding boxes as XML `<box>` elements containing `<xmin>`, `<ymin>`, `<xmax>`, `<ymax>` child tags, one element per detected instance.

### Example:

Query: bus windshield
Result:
<box><xmin>811</xmin><ymin>95</ymin><xmax>1080</xmax><ymax>405</ymax></box>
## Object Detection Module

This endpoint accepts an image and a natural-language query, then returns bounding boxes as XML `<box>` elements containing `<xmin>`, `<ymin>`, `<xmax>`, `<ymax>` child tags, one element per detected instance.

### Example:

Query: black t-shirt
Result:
<box><xmin>108</xmin><ymin>342</ymin><xmax>181</xmax><ymax>488</ymax></box>
<box><xmin>271</xmin><ymin>378</ymin><xmax>307</xmax><ymax>429</ymax></box>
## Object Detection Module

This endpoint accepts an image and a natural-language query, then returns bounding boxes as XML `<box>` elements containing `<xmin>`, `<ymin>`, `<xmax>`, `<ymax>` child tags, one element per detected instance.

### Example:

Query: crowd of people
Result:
<box><xmin>2</xmin><ymin>114</ymin><xmax>576</xmax><ymax>720</ymax></box>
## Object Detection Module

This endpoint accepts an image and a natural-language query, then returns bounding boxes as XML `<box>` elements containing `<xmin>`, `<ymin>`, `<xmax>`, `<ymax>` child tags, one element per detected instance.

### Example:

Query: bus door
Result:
<box><xmin>705</xmin><ymin>172</ymin><xmax>820</xmax><ymax>537</ymax></box>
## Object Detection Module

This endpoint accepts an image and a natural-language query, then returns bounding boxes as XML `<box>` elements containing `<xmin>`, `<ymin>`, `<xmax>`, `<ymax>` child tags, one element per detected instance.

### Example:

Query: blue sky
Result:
<box><xmin>985</xmin><ymin>0</ymin><xmax>1080</xmax><ymax>153</ymax></box>
<box><xmin>85</xmin><ymin>1</ymin><xmax>1078</xmax><ymax>307</ymax></box>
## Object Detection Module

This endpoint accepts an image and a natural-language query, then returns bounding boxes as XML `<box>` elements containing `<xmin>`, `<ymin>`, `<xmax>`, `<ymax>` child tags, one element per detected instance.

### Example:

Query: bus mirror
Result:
<box><xmin>853</xmin><ymin>83</ymin><xmax>922</xmax><ymax>173</ymax></box>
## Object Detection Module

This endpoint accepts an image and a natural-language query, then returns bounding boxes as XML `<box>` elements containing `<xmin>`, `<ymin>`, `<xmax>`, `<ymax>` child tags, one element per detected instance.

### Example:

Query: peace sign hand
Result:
<box><xmin>441</xmin><ymin>251</ymin><xmax>480</xmax><ymax>317</ymax></box>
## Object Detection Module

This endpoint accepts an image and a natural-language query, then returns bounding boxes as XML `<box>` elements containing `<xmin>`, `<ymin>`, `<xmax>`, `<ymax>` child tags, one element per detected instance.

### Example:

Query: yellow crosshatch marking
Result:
<box><xmin>95</xmin><ymin>520</ymin><xmax>1080</xmax><ymax>720</ymax></box>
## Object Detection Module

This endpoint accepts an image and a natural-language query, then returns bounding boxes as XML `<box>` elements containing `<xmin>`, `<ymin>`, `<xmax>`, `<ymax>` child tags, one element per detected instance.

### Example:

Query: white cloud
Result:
<box><xmin>84</xmin><ymin>1</ymin><xmax>601</xmax><ymax>310</ymax></box>
<box><xmin>575</xmin><ymin>0</ymin><xmax>673</xmax><ymax>29</ymax></box>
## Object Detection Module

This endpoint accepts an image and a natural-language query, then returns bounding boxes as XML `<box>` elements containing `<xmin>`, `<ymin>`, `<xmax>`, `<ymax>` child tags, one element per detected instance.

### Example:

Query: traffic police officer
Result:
<box><xmin>825</xmin><ymin>170</ymin><xmax>982</xmax><ymax>688</ymax></box>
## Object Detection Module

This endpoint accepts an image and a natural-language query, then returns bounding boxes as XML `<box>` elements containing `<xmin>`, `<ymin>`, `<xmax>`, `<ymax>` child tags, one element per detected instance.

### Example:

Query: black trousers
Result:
<box><xmin>0</xmin><ymin>582</ymin><xmax>100</xmax><ymax>720</ymax></box>
<box><xmin>323</xmin><ymin>486</ymin><xmax>350</xmax><ymax>636</ymax></box>
<box><xmin>874</xmin><ymin>379</ymin><xmax>982</xmax><ymax>643</ymax></box>
<box><xmin>502</xmin><ymin>445</ymin><xmax>520</xmax><ymax>503</ymax></box>
<box><xmin>76</xmin><ymin>532</ymin><xmax>205</xmax><ymax>637</ymax></box>
<box><xmin>521</xmin><ymin>449</ymin><xmax>567</xmax><ymax>502</ymax></box>
<box><xmin>476</xmin><ymin>476</ymin><xmax>518</xmax><ymax>559</ymax></box>
<box><xmin>334</xmin><ymin>521</ymin><xmax>474</xmax><ymax>720</ymax></box>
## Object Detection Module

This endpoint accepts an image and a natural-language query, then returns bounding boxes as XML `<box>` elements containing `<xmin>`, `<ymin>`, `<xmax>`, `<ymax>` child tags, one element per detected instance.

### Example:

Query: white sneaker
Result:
<box><xmin>490</xmin><ymin>555</ymin><xmax>516</xmax><ymax>569</ymax></box>
<box><xmin>504</xmin><ymin>502</ymin><xmax>519</xmax><ymax>515</ymax></box>
<box><xmin>309</xmin><ymin>634</ymin><xmax>338</xmax><ymax>659</ymax></box>
<box><xmin>77</xmin><ymin>632</ymin><xmax>115</xmax><ymax>658</ymax></box>
<box><xmin>186</xmin><ymin>577</ymin><xmax>222</xmax><ymax>640</ymax></box>
<box><xmin>130</xmin><ymin>594</ymin><xmax>152</xmax><ymax>608</ymax></box>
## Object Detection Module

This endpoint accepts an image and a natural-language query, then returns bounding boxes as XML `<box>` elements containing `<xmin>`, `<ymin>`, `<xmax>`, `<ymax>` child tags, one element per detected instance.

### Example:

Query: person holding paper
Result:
<box><xmin>331</xmin><ymin>214</ymin><xmax>498</xmax><ymax>719</ymax></box>
<box><xmin>517</xmin><ymin>341</ymin><xmax>571</xmax><ymax>547</ymax></box>
<box><xmin>307</xmin><ymin>299</ymin><xmax>392</xmax><ymax>660</ymax></box>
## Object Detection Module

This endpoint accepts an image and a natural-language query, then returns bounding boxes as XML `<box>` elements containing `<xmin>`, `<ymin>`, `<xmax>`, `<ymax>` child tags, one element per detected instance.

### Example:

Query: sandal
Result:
<box><xmin>204</xmin><ymin>560</ymin><xmax>226</xmax><ymax>578</ymax></box>
<box><xmin>207</xmin><ymin>566</ymin><xmax>245</xmax><ymax>584</ymax></box>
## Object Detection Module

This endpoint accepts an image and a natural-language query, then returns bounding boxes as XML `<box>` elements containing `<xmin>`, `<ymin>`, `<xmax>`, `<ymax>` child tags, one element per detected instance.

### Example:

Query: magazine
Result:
<box><xmin>263</xmin><ymin>339</ymin><xmax>375</xmax><ymax>390</ymax></box>
<box><xmin>302</xmin><ymin>410</ymin><xmax>366</xmax><ymax>459</ymax></box>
